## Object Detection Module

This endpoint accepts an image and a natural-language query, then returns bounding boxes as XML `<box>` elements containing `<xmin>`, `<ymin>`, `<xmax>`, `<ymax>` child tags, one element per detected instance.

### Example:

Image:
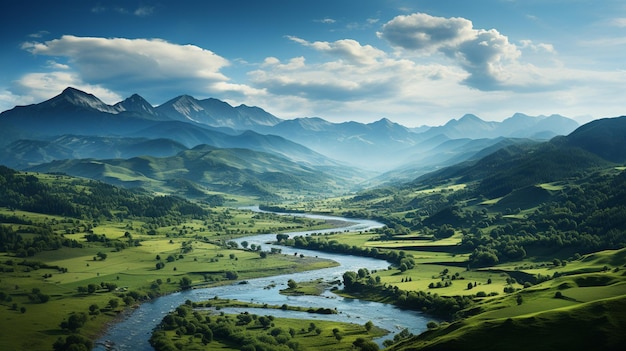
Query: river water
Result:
<box><xmin>93</xmin><ymin>208</ymin><xmax>429</xmax><ymax>350</ymax></box>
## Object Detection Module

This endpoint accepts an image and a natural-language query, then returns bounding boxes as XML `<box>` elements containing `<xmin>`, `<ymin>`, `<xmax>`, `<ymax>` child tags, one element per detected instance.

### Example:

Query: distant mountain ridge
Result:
<box><xmin>0</xmin><ymin>87</ymin><xmax>581</xmax><ymax>176</ymax></box>
<box><xmin>156</xmin><ymin>94</ymin><xmax>282</xmax><ymax>129</ymax></box>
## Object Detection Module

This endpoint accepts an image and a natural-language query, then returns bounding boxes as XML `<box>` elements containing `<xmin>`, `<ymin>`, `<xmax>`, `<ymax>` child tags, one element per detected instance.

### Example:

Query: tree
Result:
<box><xmin>342</xmin><ymin>271</ymin><xmax>358</xmax><ymax>291</ymax></box>
<box><xmin>87</xmin><ymin>283</ymin><xmax>98</xmax><ymax>294</ymax></box>
<box><xmin>426</xmin><ymin>321</ymin><xmax>439</xmax><ymax>329</ymax></box>
<box><xmin>61</xmin><ymin>312</ymin><xmax>88</xmax><ymax>332</ymax></box>
<box><xmin>180</xmin><ymin>277</ymin><xmax>192</xmax><ymax>290</ymax></box>
<box><xmin>287</xmin><ymin>279</ymin><xmax>298</xmax><ymax>289</ymax></box>
<box><xmin>358</xmin><ymin>268</ymin><xmax>369</xmax><ymax>278</ymax></box>
<box><xmin>364</xmin><ymin>320</ymin><xmax>374</xmax><ymax>333</ymax></box>
<box><xmin>435</xmin><ymin>224</ymin><xmax>455</xmax><ymax>239</ymax></box>
<box><xmin>108</xmin><ymin>298</ymin><xmax>119</xmax><ymax>309</ymax></box>
<box><xmin>53</xmin><ymin>334</ymin><xmax>93</xmax><ymax>351</ymax></box>
<box><xmin>258</xmin><ymin>316</ymin><xmax>272</xmax><ymax>328</ymax></box>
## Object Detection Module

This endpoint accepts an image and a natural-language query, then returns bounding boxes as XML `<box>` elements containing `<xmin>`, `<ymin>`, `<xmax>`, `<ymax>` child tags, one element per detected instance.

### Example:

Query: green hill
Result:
<box><xmin>391</xmin><ymin>294</ymin><xmax>626</xmax><ymax>351</ymax></box>
<box><xmin>27</xmin><ymin>144</ymin><xmax>350</xmax><ymax>200</ymax></box>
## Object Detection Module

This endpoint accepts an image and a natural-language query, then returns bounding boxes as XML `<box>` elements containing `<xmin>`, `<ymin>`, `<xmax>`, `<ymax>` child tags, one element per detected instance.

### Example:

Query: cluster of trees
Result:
<box><xmin>343</xmin><ymin>269</ymin><xmax>473</xmax><ymax>319</ymax></box>
<box><xmin>151</xmin><ymin>302</ymin><xmax>301</xmax><ymax>351</ymax></box>
<box><xmin>284</xmin><ymin>235</ymin><xmax>414</xmax><ymax>268</ymax></box>
<box><xmin>151</xmin><ymin>301</ymin><xmax>379</xmax><ymax>351</ymax></box>
<box><xmin>0</xmin><ymin>167</ymin><xmax>78</xmax><ymax>217</ymax></box>
<box><xmin>0</xmin><ymin>224</ymin><xmax>82</xmax><ymax>257</ymax></box>
<box><xmin>463</xmin><ymin>170</ymin><xmax>626</xmax><ymax>266</ymax></box>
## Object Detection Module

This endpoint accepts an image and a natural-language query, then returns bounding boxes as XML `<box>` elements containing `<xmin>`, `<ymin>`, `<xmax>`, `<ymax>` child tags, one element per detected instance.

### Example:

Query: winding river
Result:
<box><xmin>93</xmin><ymin>208</ymin><xmax>429</xmax><ymax>350</ymax></box>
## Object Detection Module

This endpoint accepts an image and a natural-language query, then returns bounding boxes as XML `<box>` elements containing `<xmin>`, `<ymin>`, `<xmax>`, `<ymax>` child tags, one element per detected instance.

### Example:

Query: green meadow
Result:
<box><xmin>0</xmin><ymin>197</ymin><xmax>340</xmax><ymax>351</ymax></box>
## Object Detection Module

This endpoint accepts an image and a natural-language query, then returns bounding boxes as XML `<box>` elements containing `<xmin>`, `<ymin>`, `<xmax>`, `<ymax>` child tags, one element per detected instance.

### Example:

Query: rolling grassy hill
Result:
<box><xmin>388</xmin><ymin>249</ymin><xmax>626</xmax><ymax>351</ymax></box>
<box><xmin>26</xmin><ymin>144</ymin><xmax>352</xmax><ymax>200</ymax></box>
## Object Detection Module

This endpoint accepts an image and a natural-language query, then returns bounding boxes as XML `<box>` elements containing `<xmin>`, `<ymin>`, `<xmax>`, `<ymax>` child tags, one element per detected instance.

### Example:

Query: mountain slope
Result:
<box><xmin>113</xmin><ymin>93</ymin><xmax>169</xmax><ymax>120</ymax></box>
<box><xmin>131</xmin><ymin>122</ymin><xmax>343</xmax><ymax>167</ymax></box>
<box><xmin>0</xmin><ymin>136</ymin><xmax>188</xmax><ymax>169</ymax></box>
<box><xmin>26</xmin><ymin>145</ymin><xmax>351</xmax><ymax>199</ymax></box>
<box><xmin>559</xmin><ymin>115</ymin><xmax>626</xmax><ymax>163</ymax></box>
<box><xmin>411</xmin><ymin>116</ymin><xmax>625</xmax><ymax>198</ymax></box>
<box><xmin>156</xmin><ymin>95</ymin><xmax>282</xmax><ymax>129</ymax></box>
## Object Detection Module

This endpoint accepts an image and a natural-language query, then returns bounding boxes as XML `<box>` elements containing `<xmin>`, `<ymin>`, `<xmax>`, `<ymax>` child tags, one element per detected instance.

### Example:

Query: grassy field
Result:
<box><xmin>0</xmin><ymin>205</ymin><xmax>341</xmax><ymax>351</ymax></box>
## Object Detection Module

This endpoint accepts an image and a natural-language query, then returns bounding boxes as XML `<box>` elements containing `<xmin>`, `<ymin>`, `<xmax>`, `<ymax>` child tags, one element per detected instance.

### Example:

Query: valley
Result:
<box><xmin>0</xmin><ymin>88</ymin><xmax>625</xmax><ymax>351</ymax></box>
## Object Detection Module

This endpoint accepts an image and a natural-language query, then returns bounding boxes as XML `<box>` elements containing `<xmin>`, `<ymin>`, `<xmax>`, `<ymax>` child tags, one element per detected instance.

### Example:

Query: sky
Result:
<box><xmin>1</xmin><ymin>0</ymin><xmax>625</xmax><ymax>127</ymax></box>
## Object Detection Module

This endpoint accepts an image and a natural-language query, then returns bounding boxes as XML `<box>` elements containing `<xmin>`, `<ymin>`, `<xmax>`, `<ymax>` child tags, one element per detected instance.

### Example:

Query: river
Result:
<box><xmin>93</xmin><ymin>208</ymin><xmax>429</xmax><ymax>350</ymax></box>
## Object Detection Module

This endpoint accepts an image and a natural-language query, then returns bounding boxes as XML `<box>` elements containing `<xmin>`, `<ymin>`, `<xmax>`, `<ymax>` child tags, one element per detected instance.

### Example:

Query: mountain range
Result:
<box><xmin>0</xmin><ymin>87</ymin><xmax>587</xmax><ymax>198</ymax></box>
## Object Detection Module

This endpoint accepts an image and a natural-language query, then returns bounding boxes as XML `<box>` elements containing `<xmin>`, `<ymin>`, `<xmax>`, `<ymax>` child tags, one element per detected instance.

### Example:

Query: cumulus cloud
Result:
<box><xmin>287</xmin><ymin>36</ymin><xmax>386</xmax><ymax>65</ymax></box>
<box><xmin>378</xmin><ymin>13</ymin><xmax>476</xmax><ymax>52</ymax></box>
<box><xmin>9</xmin><ymin>71</ymin><xmax>122</xmax><ymax>105</ymax></box>
<box><xmin>19</xmin><ymin>35</ymin><xmax>250</xmax><ymax>101</ymax></box>
<box><xmin>249</xmin><ymin>36</ymin><xmax>465</xmax><ymax>109</ymax></box>
<box><xmin>378</xmin><ymin>12</ymin><xmax>527</xmax><ymax>90</ymax></box>
<box><xmin>519</xmin><ymin>40</ymin><xmax>556</xmax><ymax>54</ymax></box>
<box><xmin>23</xmin><ymin>36</ymin><xmax>229</xmax><ymax>82</ymax></box>
<box><xmin>251</xmin><ymin>38</ymin><xmax>400</xmax><ymax>101</ymax></box>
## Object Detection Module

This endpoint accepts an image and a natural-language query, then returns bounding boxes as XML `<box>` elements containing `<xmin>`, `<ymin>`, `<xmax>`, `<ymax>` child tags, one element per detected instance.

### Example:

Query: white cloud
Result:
<box><xmin>315</xmin><ymin>18</ymin><xmax>336</xmax><ymax>24</ymax></box>
<box><xmin>378</xmin><ymin>13</ymin><xmax>476</xmax><ymax>53</ymax></box>
<box><xmin>23</xmin><ymin>36</ymin><xmax>229</xmax><ymax>82</ymax></box>
<box><xmin>378</xmin><ymin>12</ymin><xmax>532</xmax><ymax>90</ymax></box>
<box><xmin>7</xmin><ymin>71</ymin><xmax>122</xmax><ymax>107</ymax></box>
<box><xmin>46</xmin><ymin>60</ymin><xmax>70</xmax><ymax>70</ymax></box>
<box><xmin>247</xmin><ymin>36</ymin><xmax>473</xmax><ymax>121</ymax></box>
<box><xmin>134</xmin><ymin>6</ymin><xmax>154</xmax><ymax>17</ymax></box>
<box><xmin>28</xmin><ymin>30</ymin><xmax>50</xmax><ymax>38</ymax></box>
<box><xmin>287</xmin><ymin>36</ymin><xmax>386</xmax><ymax>65</ymax></box>
<box><xmin>519</xmin><ymin>40</ymin><xmax>556</xmax><ymax>54</ymax></box>
<box><xmin>20</xmin><ymin>35</ymin><xmax>235</xmax><ymax>102</ymax></box>
<box><xmin>91</xmin><ymin>5</ymin><xmax>155</xmax><ymax>17</ymax></box>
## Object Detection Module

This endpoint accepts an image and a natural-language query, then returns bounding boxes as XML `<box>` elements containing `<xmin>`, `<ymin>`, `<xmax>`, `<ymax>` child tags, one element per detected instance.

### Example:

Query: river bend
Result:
<box><xmin>94</xmin><ymin>209</ymin><xmax>429</xmax><ymax>350</ymax></box>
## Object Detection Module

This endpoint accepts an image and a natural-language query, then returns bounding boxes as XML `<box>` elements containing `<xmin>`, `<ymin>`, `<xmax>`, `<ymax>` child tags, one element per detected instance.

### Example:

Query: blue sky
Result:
<box><xmin>1</xmin><ymin>0</ymin><xmax>625</xmax><ymax>126</ymax></box>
